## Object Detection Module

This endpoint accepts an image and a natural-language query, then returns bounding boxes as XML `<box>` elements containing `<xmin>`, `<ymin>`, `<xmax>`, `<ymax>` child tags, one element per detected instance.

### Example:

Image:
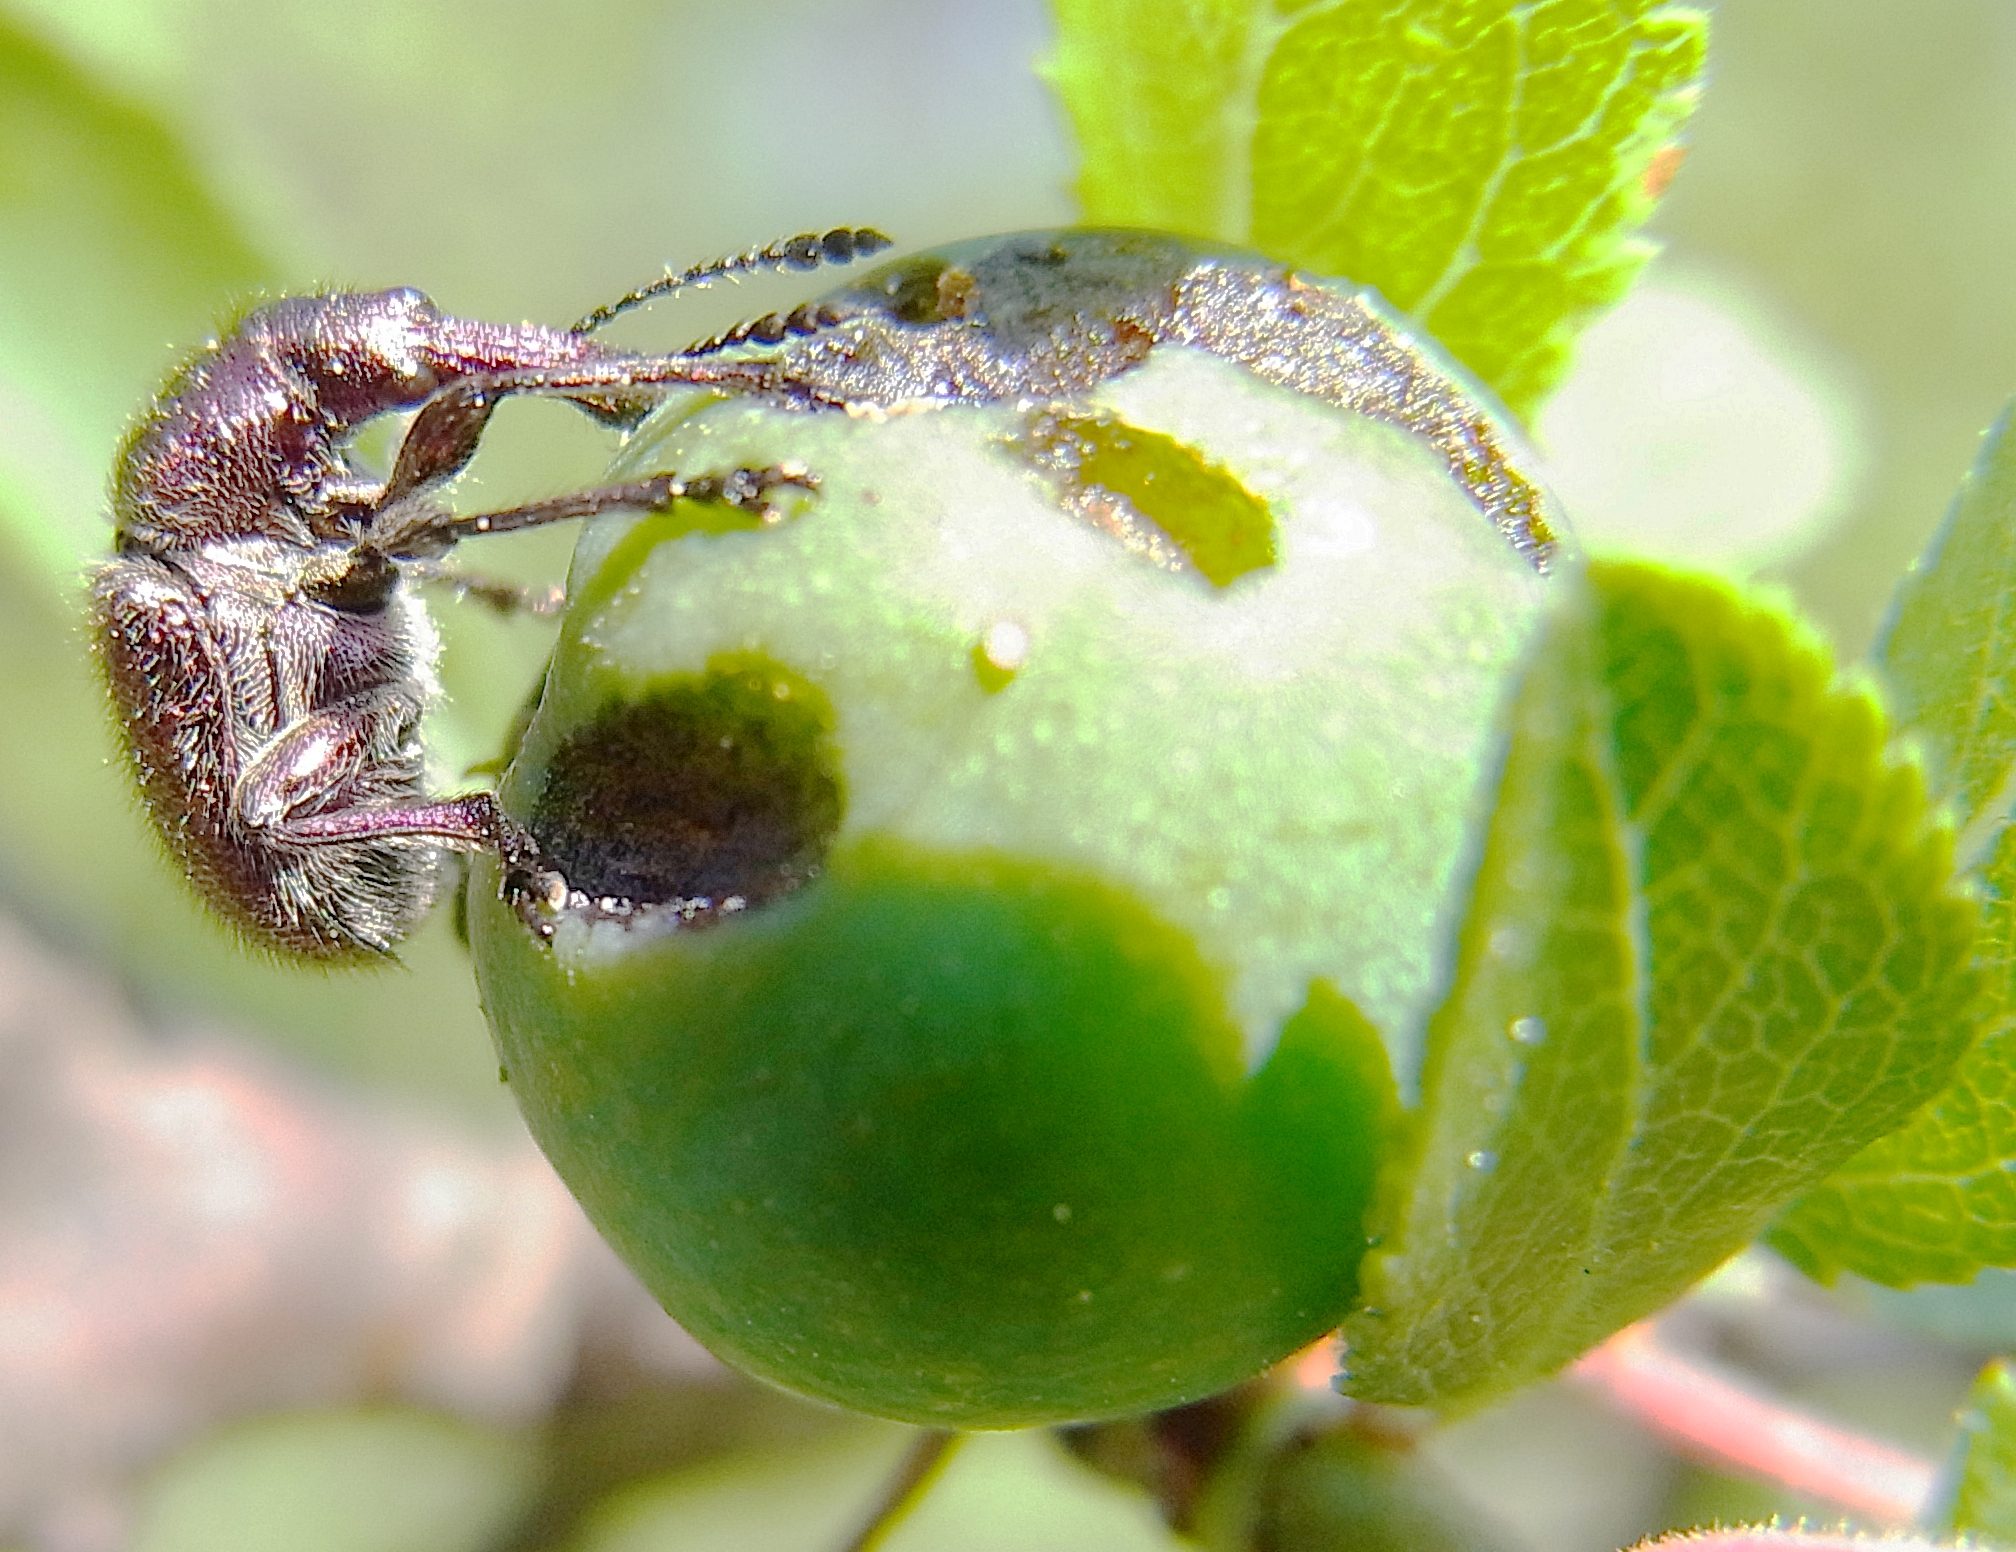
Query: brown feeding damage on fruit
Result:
<box><xmin>523</xmin><ymin>656</ymin><xmax>843</xmax><ymax>931</ymax></box>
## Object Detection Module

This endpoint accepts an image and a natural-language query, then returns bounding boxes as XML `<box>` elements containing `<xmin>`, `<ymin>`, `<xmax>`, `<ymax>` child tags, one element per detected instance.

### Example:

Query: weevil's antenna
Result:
<box><xmin>681</xmin><ymin>298</ymin><xmax>855</xmax><ymax>358</ymax></box>
<box><xmin>573</xmin><ymin>226</ymin><xmax>892</xmax><ymax>335</ymax></box>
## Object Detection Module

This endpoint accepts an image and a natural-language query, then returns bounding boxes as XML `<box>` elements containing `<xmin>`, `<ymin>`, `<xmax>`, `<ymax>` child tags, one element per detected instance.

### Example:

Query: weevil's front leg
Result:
<box><xmin>383</xmin><ymin>380</ymin><xmax>502</xmax><ymax>506</ymax></box>
<box><xmin>370</xmin><ymin>462</ymin><xmax>817</xmax><ymax>556</ymax></box>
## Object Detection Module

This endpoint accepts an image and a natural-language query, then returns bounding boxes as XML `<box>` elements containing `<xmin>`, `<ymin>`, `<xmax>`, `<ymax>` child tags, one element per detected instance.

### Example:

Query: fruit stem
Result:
<box><xmin>837</xmin><ymin>1428</ymin><xmax>963</xmax><ymax>1552</ymax></box>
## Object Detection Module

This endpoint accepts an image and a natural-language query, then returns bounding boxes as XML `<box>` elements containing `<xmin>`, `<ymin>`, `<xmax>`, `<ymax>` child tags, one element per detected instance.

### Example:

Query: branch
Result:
<box><xmin>1571</xmin><ymin>1321</ymin><xmax>1936</xmax><ymax>1524</ymax></box>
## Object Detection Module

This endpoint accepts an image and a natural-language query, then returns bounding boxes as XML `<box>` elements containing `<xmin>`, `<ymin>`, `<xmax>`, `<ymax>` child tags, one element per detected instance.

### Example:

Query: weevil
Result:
<box><xmin>93</xmin><ymin>228</ymin><xmax>889</xmax><ymax>958</ymax></box>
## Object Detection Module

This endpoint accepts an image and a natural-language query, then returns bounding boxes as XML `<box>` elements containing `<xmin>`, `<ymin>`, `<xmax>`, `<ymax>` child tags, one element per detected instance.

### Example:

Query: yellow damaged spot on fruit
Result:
<box><xmin>1009</xmin><ymin>408</ymin><xmax>1278</xmax><ymax>587</ymax></box>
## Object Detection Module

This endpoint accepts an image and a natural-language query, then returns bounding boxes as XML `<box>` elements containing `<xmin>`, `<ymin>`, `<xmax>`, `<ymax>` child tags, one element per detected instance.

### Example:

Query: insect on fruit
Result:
<box><xmin>494</xmin><ymin>227</ymin><xmax>1561</xmax><ymax>941</ymax></box>
<box><xmin>93</xmin><ymin>228</ymin><xmax>891</xmax><ymax>959</ymax></box>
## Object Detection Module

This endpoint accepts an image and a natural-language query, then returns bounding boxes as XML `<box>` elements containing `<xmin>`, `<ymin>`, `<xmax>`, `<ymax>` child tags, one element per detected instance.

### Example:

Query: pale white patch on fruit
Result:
<box><xmin>981</xmin><ymin>619</ymin><xmax>1030</xmax><ymax>672</ymax></box>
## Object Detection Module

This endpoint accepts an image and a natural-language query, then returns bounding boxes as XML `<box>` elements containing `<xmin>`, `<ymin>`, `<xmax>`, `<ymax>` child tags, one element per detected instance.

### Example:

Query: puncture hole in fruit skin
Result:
<box><xmin>524</xmin><ymin>655</ymin><xmax>842</xmax><ymax>929</ymax></box>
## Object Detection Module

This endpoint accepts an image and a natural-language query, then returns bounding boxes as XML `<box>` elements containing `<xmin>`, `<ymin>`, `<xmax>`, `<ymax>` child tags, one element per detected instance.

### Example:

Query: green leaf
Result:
<box><xmin>1769</xmin><ymin>404</ymin><xmax>2016</xmax><ymax>1290</ymax></box>
<box><xmin>0</xmin><ymin>13</ymin><xmax>271</xmax><ymax>586</ymax></box>
<box><xmin>1340</xmin><ymin>561</ymin><xmax>1979</xmax><ymax>1411</ymax></box>
<box><xmin>1937</xmin><ymin>1359</ymin><xmax>2016</xmax><ymax>1541</ymax></box>
<box><xmin>1046</xmin><ymin>0</ymin><xmax>1707</xmax><ymax>414</ymax></box>
<box><xmin>1872</xmin><ymin>401</ymin><xmax>2016</xmax><ymax>864</ymax></box>
<box><xmin>1769</xmin><ymin>825</ymin><xmax>2014</xmax><ymax>1287</ymax></box>
<box><xmin>131</xmin><ymin>1408</ymin><xmax>532</xmax><ymax>1552</ymax></box>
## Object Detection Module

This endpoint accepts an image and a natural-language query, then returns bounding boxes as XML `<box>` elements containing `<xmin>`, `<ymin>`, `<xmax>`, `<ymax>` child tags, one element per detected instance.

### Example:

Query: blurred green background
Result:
<box><xmin>3</xmin><ymin>1</ymin><xmax>2014</xmax><ymax>1548</ymax></box>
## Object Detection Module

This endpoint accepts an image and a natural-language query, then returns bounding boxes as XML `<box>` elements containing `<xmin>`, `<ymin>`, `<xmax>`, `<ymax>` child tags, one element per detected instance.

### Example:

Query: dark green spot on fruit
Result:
<box><xmin>528</xmin><ymin>655</ymin><xmax>842</xmax><ymax>921</ymax></box>
<box><xmin>471</xmin><ymin>835</ymin><xmax>1396</xmax><ymax>1426</ymax></box>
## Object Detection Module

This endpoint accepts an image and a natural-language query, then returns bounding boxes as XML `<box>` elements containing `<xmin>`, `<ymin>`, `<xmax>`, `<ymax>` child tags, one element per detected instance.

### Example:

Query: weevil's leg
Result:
<box><xmin>235</xmin><ymin>715</ymin><xmax>551</xmax><ymax>883</ymax></box>
<box><xmin>662</xmin><ymin>464</ymin><xmax>819</xmax><ymax>512</ymax></box>
<box><xmin>374</xmin><ymin>463</ymin><xmax>817</xmax><ymax>555</ymax></box>
<box><xmin>287</xmin><ymin>794</ymin><xmax>550</xmax><ymax>883</ymax></box>
<box><xmin>383</xmin><ymin>379</ymin><xmax>502</xmax><ymax>504</ymax></box>
<box><xmin>228</xmin><ymin>700</ymin><xmax>511</xmax><ymax>846</ymax></box>
<box><xmin>290</xmin><ymin>793</ymin><xmax>563</xmax><ymax>913</ymax></box>
<box><xmin>392</xmin><ymin>314</ymin><xmax>842</xmax><ymax>503</ymax></box>
<box><xmin>287</xmin><ymin>792</ymin><xmax>567</xmax><ymax>914</ymax></box>
<box><xmin>404</xmin><ymin>561</ymin><xmax>565</xmax><ymax>617</ymax></box>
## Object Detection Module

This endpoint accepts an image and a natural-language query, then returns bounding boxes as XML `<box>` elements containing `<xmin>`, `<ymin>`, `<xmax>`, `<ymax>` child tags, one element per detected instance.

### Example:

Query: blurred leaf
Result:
<box><xmin>1770</xmin><ymin>825</ymin><xmax>2015</xmax><ymax>1287</ymax></box>
<box><xmin>0</xmin><ymin>19</ymin><xmax>507</xmax><ymax>1115</ymax></box>
<box><xmin>887</xmin><ymin>1432</ymin><xmax>1182</xmax><ymax>1552</ymax></box>
<box><xmin>1046</xmin><ymin>0</ymin><xmax>1707</xmax><ymax>414</ymax></box>
<box><xmin>1871</xmin><ymin>401</ymin><xmax>2016</xmax><ymax>865</ymax></box>
<box><xmin>130</xmin><ymin>1408</ymin><xmax>532</xmax><ymax>1552</ymax></box>
<box><xmin>564</xmin><ymin>1425</ymin><xmax>908</xmax><ymax>1552</ymax></box>
<box><xmin>1044</xmin><ymin>0</ymin><xmax>1253</xmax><ymax>237</ymax></box>
<box><xmin>1252</xmin><ymin>1426</ymin><xmax>1526</xmax><ymax>1552</ymax></box>
<box><xmin>1937</xmin><ymin>1359</ymin><xmax>2016</xmax><ymax>1540</ymax></box>
<box><xmin>1533</xmin><ymin>275</ymin><xmax>1864</xmax><ymax>576</ymax></box>
<box><xmin>1342</xmin><ymin>561</ymin><xmax>1980</xmax><ymax>1410</ymax></box>
<box><xmin>0</xmin><ymin>10</ymin><xmax>271</xmax><ymax>585</ymax></box>
<box><xmin>573</xmin><ymin>1427</ymin><xmax>1182</xmax><ymax>1552</ymax></box>
<box><xmin>1859</xmin><ymin>1268</ymin><xmax>2016</xmax><ymax>1347</ymax></box>
<box><xmin>1770</xmin><ymin>404</ymin><xmax>2016</xmax><ymax>1288</ymax></box>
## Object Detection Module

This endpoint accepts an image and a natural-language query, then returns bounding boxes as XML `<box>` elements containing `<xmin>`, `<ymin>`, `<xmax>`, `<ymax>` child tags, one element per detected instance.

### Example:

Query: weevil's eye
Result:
<box><xmin>306</xmin><ymin>550</ymin><xmax>398</xmax><ymax>613</ymax></box>
<box><xmin>357</xmin><ymin>288</ymin><xmax>446</xmax><ymax>391</ymax></box>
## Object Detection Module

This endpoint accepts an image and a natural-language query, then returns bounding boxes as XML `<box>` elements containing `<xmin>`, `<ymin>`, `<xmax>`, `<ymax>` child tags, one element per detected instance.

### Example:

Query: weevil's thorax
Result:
<box><xmin>93</xmin><ymin>532</ymin><xmax>444</xmax><ymax>960</ymax></box>
<box><xmin>101</xmin><ymin>534</ymin><xmax>433</xmax><ymax>759</ymax></box>
<box><xmin>189</xmin><ymin>534</ymin><xmax>435</xmax><ymax>726</ymax></box>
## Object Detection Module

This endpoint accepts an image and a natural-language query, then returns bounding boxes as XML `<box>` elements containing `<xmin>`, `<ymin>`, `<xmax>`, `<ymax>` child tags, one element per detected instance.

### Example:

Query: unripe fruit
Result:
<box><xmin>469</xmin><ymin>231</ymin><xmax>1561</xmax><ymax>1426</ymax></box>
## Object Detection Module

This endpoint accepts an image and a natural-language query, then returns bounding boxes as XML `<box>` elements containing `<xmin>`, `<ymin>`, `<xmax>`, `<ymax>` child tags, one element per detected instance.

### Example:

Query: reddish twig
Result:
<box><xmin>1572</xmin><ymin>1322</ymin><xmax>1936</xmax><ymax>1525</ymax></box>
